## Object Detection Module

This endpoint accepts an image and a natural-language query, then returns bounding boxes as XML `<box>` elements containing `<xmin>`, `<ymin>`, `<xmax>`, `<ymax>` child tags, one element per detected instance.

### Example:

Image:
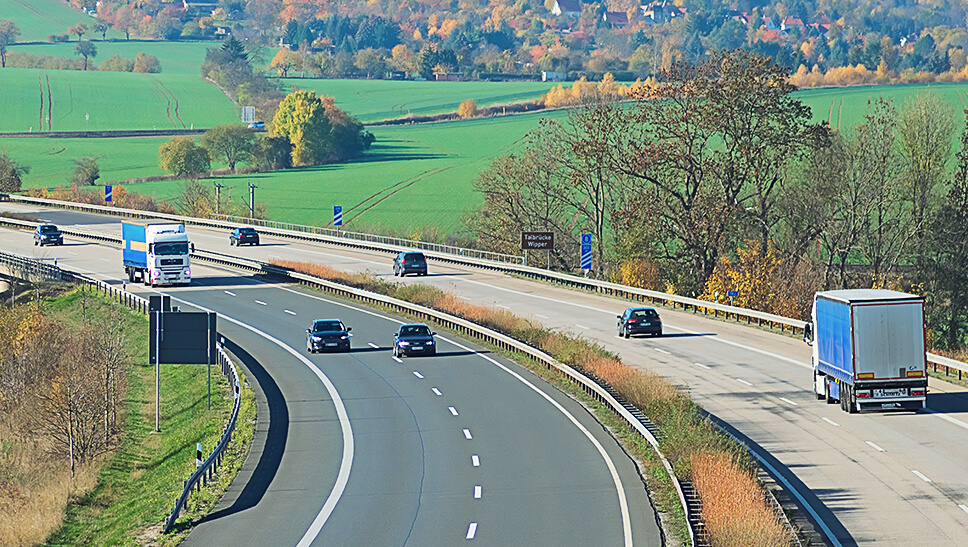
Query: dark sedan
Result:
<box><xmin>230</xmin><ymin>227</ymin><xmax>260</xmax><ymax>246</ymax></box>
<box><xmin>393</xmin><ymin>251</ymin><xmax>427</xmax><ymax>277</ymax></box>
<box><xmin>617</xmin><ymin>307</ymin><xmax>662</xmax><ymax>338</ymax></box>
<box><xmin>393</xmin><ymin>323</ymin><xmax>436</xmax><ymax>357</ymax></box>
<box><xmin>34</xmin><ymin>224</ymin><xmax>63</xmax><ymax>246</ymax></box>
<box><xmin>307</xmin><ymin>319</ymin><xmax>352</xmax><ymax>353</ymax></box>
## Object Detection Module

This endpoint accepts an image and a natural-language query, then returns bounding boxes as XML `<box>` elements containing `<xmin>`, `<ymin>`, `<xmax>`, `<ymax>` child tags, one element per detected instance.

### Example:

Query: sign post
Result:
<box><xmin>580</xmin><ymin>233</ymin><xmax>592</xmax><ymax>275</ymax></box>
<box><xmin>727</xmin><ymin>290</ymin><xmax>738</xmax><ymax>306</ymax></box>
<box><xmin>521</xmin><ymin>231</ymin><xmax>554</xmax><ymax>268</ymax></box>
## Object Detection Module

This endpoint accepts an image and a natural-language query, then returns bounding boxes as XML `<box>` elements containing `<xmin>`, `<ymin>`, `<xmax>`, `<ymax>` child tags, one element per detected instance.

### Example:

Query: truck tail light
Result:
<box><xmin>911</xmin><ymin>390</ymin><xmax>926</xmax><ymax>396</ymax></box>
<box><xmin>856</xmin><ymin>391</ymin><xmax>870</xmax><ymax>398</ymax></box>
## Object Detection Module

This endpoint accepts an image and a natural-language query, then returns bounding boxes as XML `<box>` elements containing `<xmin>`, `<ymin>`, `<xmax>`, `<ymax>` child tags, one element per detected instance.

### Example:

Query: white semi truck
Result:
<box><xmin>122</xmin><ymin>221</ymin><xmax>192</xmax><ymax>287</ymax></box>
<box><xmin>808</xmin><ymin>289</ymin><xmax>928</xmax><ymax>413</ymax></box>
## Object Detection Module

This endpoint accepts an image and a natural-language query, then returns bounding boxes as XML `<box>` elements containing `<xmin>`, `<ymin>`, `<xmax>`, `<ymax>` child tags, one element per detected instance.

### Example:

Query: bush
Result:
<box><xmin>457</xmin><ymin>99</ymin><xmax>478</xmax><ymax>118</ymax></box>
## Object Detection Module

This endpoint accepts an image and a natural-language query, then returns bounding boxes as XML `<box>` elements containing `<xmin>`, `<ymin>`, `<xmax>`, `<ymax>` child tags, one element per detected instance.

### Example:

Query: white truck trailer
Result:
<box><xmin>809</xmin><ymin>289</ymin><xmax>928</xmax><ymax>413</ymax></box>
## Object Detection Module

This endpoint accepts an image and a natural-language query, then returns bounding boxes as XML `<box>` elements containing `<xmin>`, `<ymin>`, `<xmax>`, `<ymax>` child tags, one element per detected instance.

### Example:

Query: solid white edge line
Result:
<box><xmin>147</xmin><ymin>293</ymin><xmax>353</xmax><ymax>547</ymax></box>
<box><xmin>438</xmin><ymin>334</ymin><xmax>634</xmax><ymax>547</ymax></box>
<box><xmin>865</xmin><ymin>441</ymin><xmax>885</xmax><ymax>452</ymax></box>
<box><xmin>912</xmin><ymin>470</ymin><xmax>932</xmax><ymax>483</ymax></box>
<box><xmin>922</xmin><ymin>407</ymin><xmax>968</xmax><ymax>431</ymax></box>
<box><xmin>466</xmin><ymin>522</ymin><xmax>477</xmax><ymax>539</ymax></box>
<box><xmin>535</xmin><ymin>313</ymin><xmax>548</xmax><ymax>319</ymax></box>
<box><xmin>822</xmin><ymin>417</ymin><xmax>840</xmax><ymax>427</ymax></box>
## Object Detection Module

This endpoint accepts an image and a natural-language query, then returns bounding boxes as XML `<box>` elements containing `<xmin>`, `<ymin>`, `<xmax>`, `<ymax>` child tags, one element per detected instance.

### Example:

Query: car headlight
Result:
<box><xmin>311</xmin><ymin>335</ymin><xmax>321</xmax><ymax>342</ymax></box>
<box><xmin>398</xmin><ymin>340</ymin><xmax>409</xmax><ymax>346</ymax></box>
<box><xmin>152</xmin><ymin>269</ymin><xmax>161</xmax><ymax>278</ymax></box>
<box><xmin>184</xmin><ymin>268</ymin><xmax>191</xmax><ymax>276</ymax></box>
<box><xmin>340</xmin><ymin>335</ymin><xmax>348</xmax><ymax>340</ymax></box>
<box><xmin>425</xmin><ymin>340</ymin><xmax>434</xmax><ymax>345</ymax></box>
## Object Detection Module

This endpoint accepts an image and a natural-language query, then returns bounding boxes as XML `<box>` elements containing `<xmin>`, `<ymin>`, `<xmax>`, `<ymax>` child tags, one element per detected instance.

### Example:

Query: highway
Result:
<box><xmin>0</xmin><ymin>208</ymin><xmax>661</xmax><ymax>545</ymax></box>
<box><xmin>6</xmin><ymin>202</ymin><xmax>968</xmax><ymax>544</ymax></box>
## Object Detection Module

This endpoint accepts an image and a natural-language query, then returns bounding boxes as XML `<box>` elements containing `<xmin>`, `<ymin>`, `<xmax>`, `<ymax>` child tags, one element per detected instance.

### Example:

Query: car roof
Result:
<box><xmin>312</xmin><ymin>319</ymin><xmax>344</xmax><ymax>327</ymax></box>
<box><xmin>627</xmin><ymin>307</ymin><xmax>657</xmax><ymax>312</ymax></box>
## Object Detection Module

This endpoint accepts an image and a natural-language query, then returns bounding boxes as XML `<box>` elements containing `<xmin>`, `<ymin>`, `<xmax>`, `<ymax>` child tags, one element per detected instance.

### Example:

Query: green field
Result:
<box><xmin>2</xmin><ymin>0</ymin><xmax>122</xmax><ymax>43</ymax></box>
<box><xmin>0</xmin><ymin>67</ymin><xmax>241</xmax><ymax>132</ymax></box>
<box><xmin>7</xmin><ymin>40</ymin><xmax>219</xmax><ymax>76</ymax></box>
<box><xmin>282</xmin><ymin>78</ymin><xmax>557</xmax><ymax>123</ymax></box>
<box><xmin>795</xmin><ymin>82</ymin><xmax>968</xmax><ymax>133</ymax></box>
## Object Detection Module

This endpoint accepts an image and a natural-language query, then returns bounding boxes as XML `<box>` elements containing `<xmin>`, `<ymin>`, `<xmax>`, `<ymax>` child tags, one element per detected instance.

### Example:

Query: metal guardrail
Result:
<box><xmin>0</xmin><ymin>246</ymin><xmax>241</xmax><ymax>536</ymax></box>
<box><xmin>163</xmin><ymin>343</ymin><xmax>241</xmax><ymax>534</ymax></box>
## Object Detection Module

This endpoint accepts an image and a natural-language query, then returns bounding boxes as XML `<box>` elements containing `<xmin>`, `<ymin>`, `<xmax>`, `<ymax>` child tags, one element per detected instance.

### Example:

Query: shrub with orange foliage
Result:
<box><xmin>701</xmin><ymin>241</ymin><xmax>799</xmax><ymax>319</ymax></box>
<box><xmin>691</xmin><ymin>452</ymin><xmax>791</xmax><ymax>546</ymax></box>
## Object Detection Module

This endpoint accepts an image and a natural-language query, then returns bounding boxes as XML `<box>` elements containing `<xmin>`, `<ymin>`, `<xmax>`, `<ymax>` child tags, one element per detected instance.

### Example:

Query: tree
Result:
<box><xmin>458</xmin><ymin>99</ymin><xmax>478</xmax><ymax>118</ymax></box>
<box><xmin>271</xmin><ymin>90</ymin><xmax>332</xmax><ymax>166</ymax></box>
<box><xmin>177</xmin><ymin>179</ymin><xmax>215</xmax><ymax>217</ymax></box>
<box><xmin>202</xmin><ymin>124</ymin><xmax>255</xmax><ymax>171</ymax></box>
<box><xmin>0</xmin><ymin>19</ymin><xmax>20</xmax><ymax>68</ymax></box>
<box><xmin>270</xmin><ymin>47</ymin><xmax>299</xmax><ymax>76</ymax></box>
<box><xmin>70</xmin><ymin>156</ymin><xmax>100</xmax><ymax>186</ymax></box>
<box><xmin>68</xmin><ymin>22</ymin><xmax>87</xmax><ymax>41</ymax></box>
<box><xmin>251</xmin><ymin>135</ymin><xmax>293</xmax><ymax>170</ymax></box>
<box><xmin>74</xmin><ymin>40</ymin><xmax>97</xmax><ymax>70</ymax></box>
<box><xmin>158</xmin><ymin>137</ymin><xmax>211</xmax><ymax>178</ymax></box>
<box><xmin>0</xmin><ymin>149</ymin><xmax>29</xmax><ymax>192</ymax></box>
<box><xmin>132</xmin><ymin>52</ymin><xmax>161</xmax><ymax>73</ymax></box>
<box><xmin>92</xmin><ymin>20</ymin><xmax>108</xmax><ymax>40</ymax></box>
<box><xmin>353</xmin><ymin>47</ymin><xmax>385</xmax><ymax>78</ymax></box>
<box><xmin>898</xmin><ymin>92</ymin><xmax>955</xmax><ymax>275</ymax></box>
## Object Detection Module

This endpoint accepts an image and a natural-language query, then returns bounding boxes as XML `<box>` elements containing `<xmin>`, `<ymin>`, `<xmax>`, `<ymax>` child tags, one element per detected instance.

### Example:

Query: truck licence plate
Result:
<box><xmin>874</xmin><ymin>388</ymin><xmax>907</xmax><ymax>397</ymax></box>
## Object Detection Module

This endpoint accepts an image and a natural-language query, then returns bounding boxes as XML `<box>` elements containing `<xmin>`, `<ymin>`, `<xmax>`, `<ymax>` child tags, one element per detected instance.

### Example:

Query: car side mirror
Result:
<box><xmin>431</xmin><ymin>332</ymin><xmax>436</xmax><ymax>336</ymax></box>
<box><xmin>346</xmin><ymin>327</ymin><xmax>352</xmax><ymax>331</ymax></box>
<box><xmin>617</xmin><ymin>315</ymin><xmax>622</xmax><ymax>319</ymax></box>
<box><xmin>307</xmin><ymin>329</ymin><xmax>312</xmax><ymax>334</ymax></box>
<box><xmin>802</xmin><ymin>323</ymin><xmax>813</xmax><ymax>345</ymax></box>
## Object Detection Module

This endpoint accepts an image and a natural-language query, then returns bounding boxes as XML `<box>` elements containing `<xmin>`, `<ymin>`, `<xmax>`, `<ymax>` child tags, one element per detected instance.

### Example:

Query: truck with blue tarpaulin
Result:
<box><xmin>122</xmin><ymin>221</ymin><xmax>191</xmax><ymax>287</ymax></box>
<box><xmin>809</xmin><ymin>289</ymin><xmax>927</xmax><ymax>413</ymax></box>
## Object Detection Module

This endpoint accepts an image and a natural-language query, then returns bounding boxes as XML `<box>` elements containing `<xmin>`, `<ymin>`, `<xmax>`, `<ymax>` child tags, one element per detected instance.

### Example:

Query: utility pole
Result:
<box><xmin>248</xmin><ymin>183</ymin><xmax>257</xmax><ymax>219</ymax></box>
<box><xmin>213</xmin><ymin>182</ymin><xmax>224</xmax><ymax>217</ymax></box>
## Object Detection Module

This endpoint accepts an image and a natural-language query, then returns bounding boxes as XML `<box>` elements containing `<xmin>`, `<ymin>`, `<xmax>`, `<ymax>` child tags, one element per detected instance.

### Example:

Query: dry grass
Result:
<box><xmin>274</xmin><ymin>258</ymin><xmax>796</xmax><ymax>546</ymax></box>
<box><xmin>691</xmin><ymin>452</ymin><xmax>792</xmax><ymax>547</ymax></box>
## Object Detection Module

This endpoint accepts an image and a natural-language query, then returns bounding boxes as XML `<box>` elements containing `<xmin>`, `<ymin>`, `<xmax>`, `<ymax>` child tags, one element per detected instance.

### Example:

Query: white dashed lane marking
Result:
<box><xmin>471</xmin><ymin>454</ymin><xmax>480</xmax><ymax>467</ymax></box>
<box><xmin>412</xmin><ymin>371</ymin><xmax>424</xmax><ymax>379</ymax></box>
<box><xmin>695</xmin><ymin>362</ymin><xmax>711</xmax><ymax>369</ymax></box>
<box><xmin>466</xmin><ymin>522</ymin><xmax>478</xmax><ymax>539</ymax></box>
<box><xmin>432</xmin><ymin>388</ymin><xmax>442</xmax><ymax>396</ymax></box>
<box><xmin>449</xmin><ymin>406</ymin><xmax>459</xmax><ymax>416</ymax></box>
<box><xmin>284</xmin><ymin>310</ymin><xmax>296</xmax><ymax>315</ymax></box>
<box><xmin>822</xmin><ymin>417</ymin><xmax>840</xmax><ymax>427</ymax></box>
<box><xmin>912</xmin><ymin>470</ymin><xmax>932</xmax><ymax>483</ymax></box>
<box><xmin>866</xmin><ymin>441</ymin><xmax>885</xmax><ymax>452</ymax></box>
<box><xmin>474</xmin><ymin>485</ymin><xmax>482</xmax><ymax>499</ymax></box>
<box><xmin>780</xmin><ymin>397</ymin><xmax>798</xmax><ymax>406</ymax></box>
<box><xmin>736</xmin><ymin>378</ymin><xmax>753</xmax><ymax>387</ymax></box>
<box><xmin>463</xmin><ymin>429</ymin><xmax>473</xmax><ymax>440</ymax></box>
<box><xmin>255</xmin><ymin>300</ymin><xmax>267</xmax><ymax>306</ymax></box>
<box><xmin>224</xmin><ymin>291</ymin><xmax>236</xmax><ymax>296</ymax></box>
<box><xmin>368</xmin><ymin>342</ymin><xmax>379</xmax><ymax>349</ymax></box>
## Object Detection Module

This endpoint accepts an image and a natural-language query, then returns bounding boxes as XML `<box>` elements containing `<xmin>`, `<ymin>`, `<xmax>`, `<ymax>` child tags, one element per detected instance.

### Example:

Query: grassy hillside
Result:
<box><xmin>0</xmin><ymin>68</ymin><xmax>240</xmax><ymax>132</ymax></box>
<box><xmin>7</xmin><ymin>40</ymin><xmax>217</xmax><ymax>76</ymax></box>
<box><xmin>2</xmin><ymin>0</ymin><xmax>119</xmax><ymax>43</ymax></box>
<box><xmin>283</xmin><ymin>78</ymin><xmax>556</xmax><ymax>123</ymax></box>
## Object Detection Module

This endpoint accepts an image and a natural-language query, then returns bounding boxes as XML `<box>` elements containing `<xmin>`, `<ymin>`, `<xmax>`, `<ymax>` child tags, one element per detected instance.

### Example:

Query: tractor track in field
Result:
<box><xmin>11</xmin><ymin>0</ymin><xmax>72</xmax><ymax>28</ymax></box>
<box><xmin>151</xmin><ymin>79</ymin><xmax>177</xmax><ymax>128</ymax></box>
<box><xmin>343</xmin><ymin>165</ymin><xmax>456</xmax><ymax>226</ymax></box>
<box><xmin>958</xmin><ymin>91</ymin><xmax>966</xmax><ymax>109</ymax></box>
<box><xmin>156</xmin><ymin>80</ymin><xmax>187</xmax><ymax>128</ymax></box>
<box><xmin>38</xmin><ymin>74</ymin><xmax>44</xmax><ymax>131</ymax></box>
<box><xmin>46</xmin><ymin>73</ymin><xmax>53</xmax><ymax>131</ymax></box>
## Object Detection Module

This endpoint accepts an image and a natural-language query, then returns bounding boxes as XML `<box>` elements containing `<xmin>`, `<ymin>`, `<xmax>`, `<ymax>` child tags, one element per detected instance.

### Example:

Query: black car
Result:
<box><xmin>393</xmin><ymin>323</ymin><xmax>436</xmax><ymax>357</ymax></box>
<box><xmin>230</xmin><ymin>227</ymin><xmax>260</xmax><ymax>246</ymax></box>
<box><xmin>307</xmin><ymin>319</ymin><xmax>352</xmax><ymax>353</ymax></box>
<box><xmin>33</xmin><ymin>224</ymin><xmax>63</xmax><ymax>246</ymax></box>
<box><xmin>617</xmin><ymin>307</ymin><xmax>663</xmax><ymax>338</ymax></box>
<box><xmin>393</xmin><ymin>251</ymin><xmax>427</xmax><ymax>277</ymax></box>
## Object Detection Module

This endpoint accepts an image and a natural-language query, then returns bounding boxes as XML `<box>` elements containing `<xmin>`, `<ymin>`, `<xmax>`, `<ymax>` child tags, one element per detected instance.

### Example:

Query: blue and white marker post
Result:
<box><xmin>334</xmin><ymin>205</ymin><xmax>343</xmax><ymax>235</ymax></box>
<box><xmin>580</xmin><ymin>233</ymin><xmax>592</xmax><ymax>276</ymax></box>
<box><xmin>105</xmin><ymin>185</ymin><xmax>112</xmax><ymax>205</ymax></box>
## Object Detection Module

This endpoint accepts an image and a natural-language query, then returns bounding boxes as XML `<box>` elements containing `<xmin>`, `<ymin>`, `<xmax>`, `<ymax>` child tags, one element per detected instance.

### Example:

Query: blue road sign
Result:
<box><xmin>727</xmin><ymin>290</ymin><xmax>738</xmax><ymax>297</ymax></box>
<box><xmin>580</xmin><ymin>233</ymin><xmax>592</xmax><ymax>269</ymax></box>
<box><xmin>334</xmin><ymin>205</ymin><xmax>343</xmax><ymax>226</ymax></box>
<box><xmin>105</xmin><ymin>185</ymin><xmax>112</xmax><ymax>203</ymax></box>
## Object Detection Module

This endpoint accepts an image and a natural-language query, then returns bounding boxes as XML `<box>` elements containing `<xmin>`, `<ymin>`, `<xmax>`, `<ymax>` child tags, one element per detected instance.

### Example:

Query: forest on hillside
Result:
<box><xmin>32</xmin><ymin>0</ymin><xmax>968</xmax><ymax>83</ymax></box>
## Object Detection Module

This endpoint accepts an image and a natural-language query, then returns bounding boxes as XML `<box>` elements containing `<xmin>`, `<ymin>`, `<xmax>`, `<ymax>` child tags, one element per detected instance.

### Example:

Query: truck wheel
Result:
<box><xmin>846</xmin><ymin>386</ymin><xmax>857</xmax><ymax>414</ymax></box>
<box><xmin>825</xmin><ymin>379</ymin><xmax>836</xmax><ymax>404</ymax></box>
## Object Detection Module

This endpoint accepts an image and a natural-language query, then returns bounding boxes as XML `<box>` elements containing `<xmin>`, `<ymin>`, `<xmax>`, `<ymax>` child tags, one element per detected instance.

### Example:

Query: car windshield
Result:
<box><xmin>313</xmin><ymin>321</ymin><xmax>343</xmax><ymax>332</ymax></box>
<box><xmin>154</xmin><ymin>242</ymin><xmax>189</xmax><ymax>256</ymax></box>
<box><xmin>240</xmin><ymin>228</ymin><xmax>256</xmax><ymax>234</ymax></box>
<box><xmin>632</xmin><ymin>310</ymin><xmax>657</xmax><ymax>319</ymax></box>
<box><xmin>40</xmin><ymin>225</ymin><xmax>59</xmax><ymax>233</ymax></box>
<box><xmin>401</xmin><ymin>325</ymin><xmax>431</xmax><ymax>336</ymax></box>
